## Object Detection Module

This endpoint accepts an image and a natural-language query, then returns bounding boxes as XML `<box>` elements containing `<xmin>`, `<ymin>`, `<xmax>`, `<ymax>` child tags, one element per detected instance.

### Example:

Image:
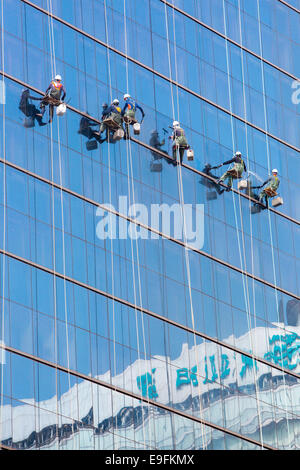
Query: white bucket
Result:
<box><xmin>113</xmin><ymin>128</ymin><xmax>125</xmax><ymax>141</ymax></box>
<box><xmin>238</xmin><ymin>179</ymin><xmax>248</xmax><ymax>190</ymax></box>
<box><xmin>187</xmin><ymin>149</ymin><xmax>194</xmax><ymax>161</ymax></box>
<box><xmin>133</xmin><ymin>122</ymin><xmax>141</xmax><ymax>135</ymax></box>
<box><xmin>56</xmin><ymin>103</ymin><xmax>67</xmax><ymax>116</ymax></box>
<box><xmin>272</xmin><ymin>197</ymin><xmax>283</xmax><ymax>207</ymax></box>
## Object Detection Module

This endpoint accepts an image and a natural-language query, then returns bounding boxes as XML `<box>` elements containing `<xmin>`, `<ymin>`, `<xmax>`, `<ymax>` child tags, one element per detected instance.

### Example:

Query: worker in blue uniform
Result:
<box><xmin>122</xmin><ymin>94</ymin><xmax>145</xmax><ymax>139</ymax></box>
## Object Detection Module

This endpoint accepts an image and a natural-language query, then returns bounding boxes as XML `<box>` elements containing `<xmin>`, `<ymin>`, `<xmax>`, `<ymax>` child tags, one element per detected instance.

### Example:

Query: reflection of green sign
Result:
<box><xmin>137</xmin><ymin>368</ymin><xmax>158</xmax><ymax>399</ymax></box>
<box><xmin>136</xmin><ymin>334</ymin><xmax>300</xmax><ymax>400</ymax></box>
<box><xmin>176</xmin><ymin>353</ymin><xmax>257</xmax><ymax>389</ymax></box>
<box><xmin>264</xmin><ymin>333</ymin><xmax>300</xmax><ymax>371</ymax></box>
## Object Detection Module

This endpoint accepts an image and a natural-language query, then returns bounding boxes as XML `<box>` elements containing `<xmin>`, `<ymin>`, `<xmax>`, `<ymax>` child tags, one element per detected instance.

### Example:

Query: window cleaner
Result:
<box><xmin>19</xmin><ymin>89</ymin><xmax>47</xmax><ymax>127</ymax></box>
<box><xmin>169</xmin><ymin>121</ymin><xmax>191</xmax><ymax>164</ymax></box>
<box><xmin>122</xmin><ymin>94</ymin><xmax>145</xmax><ymax>139</ymax></box>
<box><xmin>99</xmin><ymin>99</ymin><xmax>124</xmax><ymax>143</ymax></box>
<box><xmin>37</xmin><ymin>75</ymin><xmax>66</xmax><ymax>123</ymax></box>
<box><xmin>216</xmin><ymin>151</ymin><xmax>247</xmax><ymax>191</ymax></box>
<box><xmin>256</xmin><ymin>169</ymin><xmax>282</xmax><ymax>208</ymax></box>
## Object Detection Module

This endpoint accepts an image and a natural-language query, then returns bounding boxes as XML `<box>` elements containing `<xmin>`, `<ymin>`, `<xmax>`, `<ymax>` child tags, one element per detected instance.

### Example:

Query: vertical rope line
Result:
<box><xmin>104</xmin><ymin>0</ymin><xmax>116</xmax><ymax>386</ymax></box>
<box><xmin>123</xmin><ymin>0</ymin><xmax>150</xmax><ymax>449</ymax></box>
<box><xmin>167</xmin><ymin>0</ymin><xmax>207</xmax><ymax>449</ymax></box>
<box><xmin>47</xmin><ymin>0</ymin><xmax>74</xmax><ymax>448</ymax></box>
<box><xmin>0</xmin><ymin>0</ymin><xmax>6</xmax><ymax>445</ymax></box>
<box><xmin>46</xmin><ymin>0</ymin><xmax>59</xmax><ymax>448</ymax></box>
<box><xmin>237</xmin><ymin>0</ymin><xmax>264</xmax><ymax>448</ymax></box>
<box><xmin>163</xmin><ymin>2</ymin><xmax>175</xmax><ymax>119</ymax></box>
<box><xmin>221</xmin><ymin>0</ymin><xmax>263</xmax><ymax>449</ymax></box>
<box><xmin>102</xmin><ymin>0</ymin><xmax>117</xmax><ymax>450</ymax></box>
<box><xmin>79</xmin><ymin>0</ymin><xmax>88</xmax><ymax>112</ymax></box>
<box><xmin>22</xmin><ymin>5</ymin><xmax>39</xmax><ymax>439</ymax></box>
<box><xmin>149</xmin><ymin>0</ymin><xmax>173</xmax><ymax>443</ymax></box>
<box><xmin>221</xmin><ymin>0</ymin><xmax>250</xmax><ymax>332</ymax></box>
<box><xmin>256</xmin><ymin>0</ymin><xmax>291</xmax><ymax>443</ymax></box>
<box><xmin>46</xmin><ymin>0</ymin><xmax>55</xmax><ymax>77</ymax></box>
<box><xmin>104</xmin><ymin>0</ymin><xmax>144</xmax><ymax>450</ymax></box>
<box><xmin>171</xmin><ymin>0</ymin><xmax>206</xmax><ymax>448</ymax></box>
<box><xmin>149</xmin><ymin>0</ymin><xmax>171</xmax><ymax>448</ymax></box>
<box><xmin>171</xmin><ymin>1</ymin><xmax>180</xmax><ymax>122</ymax></box>
<box><xmin>89</xmin><ymin>0</ymin><xmax>98</xmax><ymax>449</ymax></box>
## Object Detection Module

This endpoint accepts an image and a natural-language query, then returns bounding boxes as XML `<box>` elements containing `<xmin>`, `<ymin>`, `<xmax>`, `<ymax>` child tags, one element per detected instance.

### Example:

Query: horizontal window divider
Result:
<box><xmin>278</xmin><ymin>0</ymin><xmax>300</xmax><ymax>14</ymax></box>
<box><xmin>1</xmin><ymin>149</ymin><xmax>300</xmax><ymax>302</ymax></box>
<box><xmin>18</xmin><ymin>0</ymin><xmax>300</xmax><ymax>155</ymax></box>
<box><xmin>0</xmin><ymin>76</ymin><xmax>300</xmax><ymax>302</ymax></box>
<box><xmin>0</xmin><ymin>343</ymin><xmax>278</xmax><ymax>450</ymax></box>
<box><xmin>1</xmin><ymin>70</ymin><xmax>299</xmax><ymax>228</ymax></box>
<box><xmin>0</xmin><ymin>248</ymin><xmax>299</xmax><ymax>381</ymax></box>
<box><xmin>161</xmin><ymin>0</ymin><xmax>300</xmax><ymax>78</ymax></box>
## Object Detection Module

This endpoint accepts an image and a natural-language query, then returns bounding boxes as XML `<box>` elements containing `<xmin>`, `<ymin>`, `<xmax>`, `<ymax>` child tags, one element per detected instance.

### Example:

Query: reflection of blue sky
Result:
<box><xmin>1</xmin><ymin>255</ymin><xmax>300</xmax><ymax>405</ymax></box>
<box><xmin>0</xmin><ymin>0</ymin><xmax>300</xmax><ymax>451</ymax></box>
<box><xmin>2</xmin><ymin>0</ymin><xmax>300</xmax><ymax>195</ymax></box>
<box><xmin>1</xmin><ymin>80</ymin><xmax>299</xmax><ymax>297</ymax></box>
<box><xmin>1</xmin><ymin>324</ymin><xmax>300</xmax><ymax>451</ymax></box>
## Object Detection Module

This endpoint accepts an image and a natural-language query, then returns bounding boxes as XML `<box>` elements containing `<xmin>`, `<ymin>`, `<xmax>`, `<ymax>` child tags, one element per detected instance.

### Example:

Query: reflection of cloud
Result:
<box><xmin>2</xmin><ymin>325</ymin><xmax>300</xmax><ymax>449</ymax></box>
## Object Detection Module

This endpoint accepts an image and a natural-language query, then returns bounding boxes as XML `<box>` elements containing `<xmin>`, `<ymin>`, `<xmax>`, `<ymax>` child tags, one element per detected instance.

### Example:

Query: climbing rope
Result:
<box><xmin>122</xmin><ymin>0</ymin><xmax>152</xmax><ymax>449</ymax></box>
<box><xmin>0</xmin><ymin>0</ymin><xmax>6</xmax><ymax>447</ymax></box>
<box><xmin>236</xmin><ymin>0</ymin><xmax>264</xmax><ymax>447</ymax></box>
<box><xmin>104</xmin><ymin>0</ymin><xmax>149</xmax><ymax>449</ymax></box>
<box><xmin>102</xmin><ymin>0</ymin><xmax>119</xmax><ymax>450</ymax></box>
<box><xmin>165</xmin><ymin>0</ymin><xmax>207</xmax><ymax>449</ymax></box>
<box><xmin>256</xmin><ymin>0</ymin><xmax>291</xmax><ymax>440</ymax></box>
<box><xmin>47</xmin><ymin>0</ymin><xmax>74</xmax><ymax>448</ymax></box>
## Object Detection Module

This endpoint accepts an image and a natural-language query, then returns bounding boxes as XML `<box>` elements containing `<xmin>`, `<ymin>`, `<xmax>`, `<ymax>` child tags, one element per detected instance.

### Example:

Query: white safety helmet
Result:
<box><xmin>235</xmin><ymin>151</ymin><xmax>242</xmax><ymax>157</ymax></box>
<box><xmin>272</xmin><ymin>168</ymin><xmax>278</xmax><ymax>174</ymax></box>
<box><xmin>124</xmin><ymin>93</ymin><xmax>130</xmax><ymax>100</ymax></box>
<box><xmin>55</xmin><ymin>74</ymin><xmax>62</xmax><ymax>81</ymax></box>
<box><xmin>113</xmin><ymin>99</ymin><xmax>119</xmax><ymax>105</ymax></box>
<box><xmin>173</xmin><ymin>121</ymin><xmax>180</xmax><ymax>128</ymax></box>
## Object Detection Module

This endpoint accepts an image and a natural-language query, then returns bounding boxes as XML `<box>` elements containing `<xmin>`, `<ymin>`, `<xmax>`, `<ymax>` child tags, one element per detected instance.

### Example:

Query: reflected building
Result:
<box><xmin>0</xmin><ymin>0</ymin><xmax>300</xmax><ymax>451</ymax></box>
<box><xmin>2</xmin><ymin>325</ymin><xmax>300</xmax><ymax>450</ymax></box>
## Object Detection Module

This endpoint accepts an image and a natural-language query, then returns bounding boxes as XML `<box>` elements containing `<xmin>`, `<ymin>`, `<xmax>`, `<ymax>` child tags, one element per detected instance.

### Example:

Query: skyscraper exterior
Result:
<box><xmin>0</xmin><ymin>0</ymin><xmax>299</xmax><ymax>450</ymax></box>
